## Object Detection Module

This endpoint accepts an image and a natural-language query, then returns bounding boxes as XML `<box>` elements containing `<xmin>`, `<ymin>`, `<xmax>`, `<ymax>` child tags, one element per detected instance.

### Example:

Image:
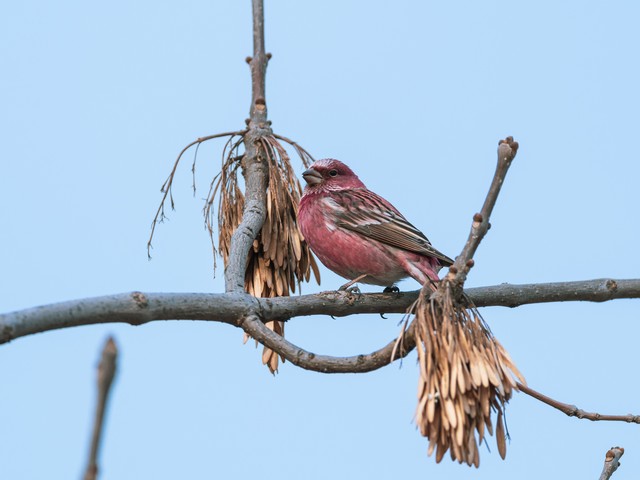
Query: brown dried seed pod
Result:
<box><xmin>435</xmin><ymin>438</ymin><xmax>447</xmax><ymax>464</ymax></box>
<box><xmin>426</xmin><ymin>395</ymin><xmax>436</xmax><ymax>423</ymax></box>
<box><xmin>410</xmin><ymin>278</ymin><xmax>524</xmax><ymax>466</ymax></box>
<box><xmin>444</xmin><ymin>399</ymin><xmax>458</xmax><ymax>429</ymax></box>
<box><xmin>476</xmin><ymin>410</ymin><xmax>485</xmax><ymax>443</ymax></box>
<box><xmin>496</xmin><ymin>410</ymin><xmax>507</xmax><ymax>459</ymax></box>
<box><xmin>450</xmin><ymin>362</ymin><xmax>459</xmax><ymax>399</ymax></box>
<box><xmin>440</xmin><ymin>367</ymin><xmax>450</xmax><ymax>400</ymax></box>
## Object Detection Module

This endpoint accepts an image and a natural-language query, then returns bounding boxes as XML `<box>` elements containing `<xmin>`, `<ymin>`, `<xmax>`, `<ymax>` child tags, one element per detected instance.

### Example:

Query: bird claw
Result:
<box><xmin>380</xmin><ymin>313</ymin><xmax>388</xmax><ymax>319</ymax></box>
<box><xmin>338</xmin><ymin>274</ymin><xmax>368</xmax><ymax>292</ymax></box>
<box><xmin>338</xmin><ymin>284</ymin><xmax>361</xmax><ymax>295</ymax></box>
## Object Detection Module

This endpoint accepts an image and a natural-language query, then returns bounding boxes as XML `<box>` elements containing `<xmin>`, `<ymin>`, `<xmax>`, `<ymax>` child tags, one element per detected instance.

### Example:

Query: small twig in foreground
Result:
<box><xmin>518</xmin><ymin>383</ymin><xmax>640</xmax><ymax>423</ymax></box>
<box><xmin>82</xmin><ymin>337</ymin><xmax>118</xmax><ymax>480</ymax></box>
<box><xmin>599</xmin><ymin>447</ymin><xmax>624</xmax><ymax>480</ymax></box>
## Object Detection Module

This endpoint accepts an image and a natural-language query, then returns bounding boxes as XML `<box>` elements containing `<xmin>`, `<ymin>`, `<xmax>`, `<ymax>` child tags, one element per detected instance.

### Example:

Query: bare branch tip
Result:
<box><xmin>498</xmin><ymin>136</ymin><xmax>519</xmax><ymax>162</ymax></box>
<box><xmin>103</xmin><ymin>336</ymin><xmax>117</xmax><ymax>354</ymax></box>
<box><xmin>606</xmin><ymin>447</ymin><xmax>624</xmax><ymax>461</ymax></box>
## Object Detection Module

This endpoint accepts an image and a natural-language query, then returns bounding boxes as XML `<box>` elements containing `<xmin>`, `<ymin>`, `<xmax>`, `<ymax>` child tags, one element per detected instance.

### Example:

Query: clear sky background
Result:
<box><xmin>2</xmin><ymin>1</ymin><xmax>639</xmax><ymax>479</ymax></box>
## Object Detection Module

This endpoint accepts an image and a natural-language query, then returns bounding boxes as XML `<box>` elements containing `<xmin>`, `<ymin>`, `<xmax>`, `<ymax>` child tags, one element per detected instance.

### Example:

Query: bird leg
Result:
<box><xmin>338</xmin><ymin>274</ymin><xmax>368</xmax><ymax>292</ymax></box>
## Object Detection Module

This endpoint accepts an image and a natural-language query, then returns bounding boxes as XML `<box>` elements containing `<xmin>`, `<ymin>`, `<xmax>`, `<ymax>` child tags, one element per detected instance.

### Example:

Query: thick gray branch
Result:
<box><xmin>2</xmin><ymin>279</ymin><xmax>638</xmax><ymax>368</ymax></box>
<box><xmin>223</xmin><ymin>160</ymin><xmax>268</xmax><ymax>292</ymax></box>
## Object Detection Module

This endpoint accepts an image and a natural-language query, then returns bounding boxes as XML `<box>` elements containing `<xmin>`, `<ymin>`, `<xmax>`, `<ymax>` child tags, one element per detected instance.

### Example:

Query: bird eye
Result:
<box><xmin>328</xmin><ymin>169</ymin><xmax>338</xmax><ymax>177</ymax></box>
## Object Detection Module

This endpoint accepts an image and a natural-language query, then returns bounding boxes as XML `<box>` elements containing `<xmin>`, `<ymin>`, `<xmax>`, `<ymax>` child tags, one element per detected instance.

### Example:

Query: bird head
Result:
<box><xmin>302</xmin><ymin>159</ymin><xmax>366</xmax><ymax>191</ymax></box>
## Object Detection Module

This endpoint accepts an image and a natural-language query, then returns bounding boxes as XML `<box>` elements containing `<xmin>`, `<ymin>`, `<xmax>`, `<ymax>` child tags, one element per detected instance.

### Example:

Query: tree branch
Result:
<box><xmin>82</xmin><ymin>337</ymin><xmax>118</xmax><ymax>480</ymax></box>
<box><xmin>447</xmin><ymin>137</ymin><xmax>519</xmax><ymax>288</ymax></box>
<box><xmin>237</xmin><ymin>314</ymin><xmax>416</xmax><ymax>373</ymax></box>
<box><xmin>599</xmin><ymin>447</ymin><xmax>624</xmax><ymax>480</ymax></box>
<box><xmin>3</xmin><ymin>281</ymin><xmax>640</xmax><ymax>420</ymax></box>
<box><xmin>518</xmin><ymin>383</ymin><xmax>640</xmax><ymax>423</ymax></box>
<box><xmin>2</xmin><ymin>278</ymin><xmax>638</xmax><ymax>345</ymax></box>
<box><xmin>224</xmin><ymin>0</ymin><xmax>272</xmax><ymax>293</ymax></box>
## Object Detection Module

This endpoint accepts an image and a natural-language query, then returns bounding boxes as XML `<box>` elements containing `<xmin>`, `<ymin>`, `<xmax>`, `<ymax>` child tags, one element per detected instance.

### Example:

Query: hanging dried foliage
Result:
<box><xmin>211</xmin><ymin>134</ymin><xmax>321</xmax><ymax>373</ymax></box>
<box><xmin>149</xmin><ymin>131</ymin><xmax>320</xmax><ymax>374</ymax></box>
<box><xmin>410</xmin><ymin>280</ymin><xmax>525</xmax><ymax>467</ymax></box>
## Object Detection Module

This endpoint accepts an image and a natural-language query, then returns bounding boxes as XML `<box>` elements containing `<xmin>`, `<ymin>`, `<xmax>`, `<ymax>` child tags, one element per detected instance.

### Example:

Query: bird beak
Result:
<box><xmin>302</xmin><ymin>168</ymin><xmax>323</xmax><ymax>186</ymax></box>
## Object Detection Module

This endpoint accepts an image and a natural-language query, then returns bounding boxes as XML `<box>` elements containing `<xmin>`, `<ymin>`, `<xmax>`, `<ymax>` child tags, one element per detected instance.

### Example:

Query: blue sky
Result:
<box><xmin>2</xmin><ymin>1</ymin><xmax>639</xmax><ymax>479</ymax></box>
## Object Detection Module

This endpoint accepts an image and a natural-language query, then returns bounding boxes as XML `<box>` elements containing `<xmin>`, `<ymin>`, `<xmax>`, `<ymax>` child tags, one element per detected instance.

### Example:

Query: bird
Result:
<box><xmin>297</xmin><ymin>158</ymin><xmax>453</xmax><ymax>290</ymax></box>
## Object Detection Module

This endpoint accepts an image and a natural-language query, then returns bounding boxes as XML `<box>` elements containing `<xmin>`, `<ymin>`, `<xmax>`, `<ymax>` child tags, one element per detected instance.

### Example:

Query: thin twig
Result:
<box><xmin>599</xmin><ymin>447</ymin><xmax>624</xmax><ymax>480</ymax></box>
<box><xmin>272</xmin><ymin>133</ymin><xmax>315</xmax><ymax>165</ymax></box>
<box><xmin>237</xmin><ymin>313</ymin><xmax>416</xmax><ymax>373</ymax></box>
<box><xmin>518</xmin><ymin>383</ymin><xmax>640</xmax><ymax>423</ymax></box>
<box><xmin>147</xmin><ymin>131</ymin><xmax>244</xmax><ymax>258</ymax></box>
<box><xmin>82</xmin><ymin>337</ymin><xmax>118</xmax><ymax>480</ymax></box>
<box><xmin>446</xmin><ymin>137</ymin><xmax>519</xmax><ymax>288</ymax></box>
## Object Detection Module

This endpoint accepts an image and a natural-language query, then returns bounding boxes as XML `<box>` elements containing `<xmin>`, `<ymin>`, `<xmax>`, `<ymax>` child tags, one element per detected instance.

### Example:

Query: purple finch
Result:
<box><xmin>298</xmin><ymin>159</ymin><xmax>453</xmax><ymax>289</ymax></box>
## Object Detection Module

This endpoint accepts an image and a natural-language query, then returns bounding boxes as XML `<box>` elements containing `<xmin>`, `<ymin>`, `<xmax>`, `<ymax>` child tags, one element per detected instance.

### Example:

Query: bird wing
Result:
<box><xmin>332</xmin><ymin>189</ymin><xmax>454</xmax><ymax>266</ymax></box>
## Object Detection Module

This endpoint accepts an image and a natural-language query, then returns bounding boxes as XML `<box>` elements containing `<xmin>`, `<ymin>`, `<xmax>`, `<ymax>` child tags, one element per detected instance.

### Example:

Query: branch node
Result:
<box><xmin>606</xmin><ymin>279</ymin><xmax>618</xmax><ymax>291</ymax></box>
<box><xmin>131</xmin><ymin>291</ymin><xmax>149</xmax><ymax>309</ymax></box>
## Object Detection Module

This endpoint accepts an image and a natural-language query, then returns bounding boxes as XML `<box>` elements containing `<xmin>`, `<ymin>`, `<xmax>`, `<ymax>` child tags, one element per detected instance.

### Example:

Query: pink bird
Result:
<box><xmin>298</xmin><ymin>159</ymin><xmax>453</xmax><ymax>290</ymax></box>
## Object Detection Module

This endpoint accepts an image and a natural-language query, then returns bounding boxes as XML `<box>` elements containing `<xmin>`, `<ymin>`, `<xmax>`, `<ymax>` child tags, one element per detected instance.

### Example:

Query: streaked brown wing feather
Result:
<box><xmin>332</xmin><ymin>189</ymin><xmax>454</xmax><ymax>266</ymax></box>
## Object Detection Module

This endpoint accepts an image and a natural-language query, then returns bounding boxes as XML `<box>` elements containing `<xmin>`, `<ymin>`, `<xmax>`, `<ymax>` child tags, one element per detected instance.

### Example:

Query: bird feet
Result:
<box><xmin>338</xmin><ymin>274</ymin><xmax>368</xmax><ymax>292</ymax></box>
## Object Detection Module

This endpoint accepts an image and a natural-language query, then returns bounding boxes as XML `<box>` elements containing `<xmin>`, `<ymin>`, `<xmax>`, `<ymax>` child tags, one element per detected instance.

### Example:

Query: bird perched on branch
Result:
<box><xmin>298</xmin><ymin>159</ymin><xmax>453</xmax><ymax>290</ymax></box>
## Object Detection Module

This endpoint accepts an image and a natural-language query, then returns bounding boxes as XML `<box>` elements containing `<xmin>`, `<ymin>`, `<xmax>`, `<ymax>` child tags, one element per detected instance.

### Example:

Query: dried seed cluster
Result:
<box><xmin>149</xmin><ymin>132</ymin><xmax>320</xmax><ymax>374</ymax></box>
<box><xmin>412</xmin><ymin>281</ymin><xmax>525</xmax><ymax>467</ymax></box>
<box><xmin>214</xmin><ymin>135</ymin><xmax>320</xmax><ymax>373</ymax></box>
